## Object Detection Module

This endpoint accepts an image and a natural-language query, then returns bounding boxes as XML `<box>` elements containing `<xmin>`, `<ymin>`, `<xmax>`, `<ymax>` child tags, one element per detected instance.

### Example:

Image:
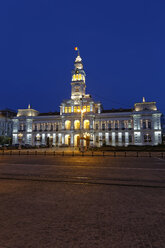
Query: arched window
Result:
<box><xmin>74</xmin><ymin>120</ymin><xmax>80</xmax><ymax>130</ymax></box>
<box><xmin>65</xmin><ymin>120</ymin><xmax>71</xmax><ymax>130</ymax></box>
<box><xmin>84</xmin><ymin>120</ymin><xmax>90</xmax><ymax>129</ymax></box>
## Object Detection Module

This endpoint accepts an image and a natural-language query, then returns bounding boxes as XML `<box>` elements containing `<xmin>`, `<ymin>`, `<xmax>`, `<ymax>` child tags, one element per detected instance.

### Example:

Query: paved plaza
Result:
<box><xmin>0</xmin><ymin>155</ymin><xmax>165</xmax><ymax>248</ymax></box>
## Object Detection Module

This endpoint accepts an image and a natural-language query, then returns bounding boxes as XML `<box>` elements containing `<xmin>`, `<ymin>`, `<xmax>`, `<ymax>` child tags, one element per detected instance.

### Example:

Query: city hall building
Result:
<box><xmin>12</xmin><ymin>52</ymin><xmax>162</xmax><ymax>147</ymax></box>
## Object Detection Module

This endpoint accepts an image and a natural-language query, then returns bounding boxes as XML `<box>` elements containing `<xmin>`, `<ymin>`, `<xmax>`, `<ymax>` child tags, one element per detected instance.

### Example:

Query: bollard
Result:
<box><xmin>114</xmin><ymin>151</ymin><xmax>116</xmax><ymax>157</ymax></box>
<box><xmin>82</xmin><ymin>152</ymin><xmax>84</xmax><ymax>156</ymax></box>
<box><xmin>10</xmin><ymin>150</ymin><xmax>12</xmax><ymax>155</ymax></box>
<box><xmin>35</xmin><ymin>151</ymin><xmax>37</xmax><ymax>155</ymax></box>
<box><xmin>62</xmin><ymin>151</ymin><xmax>64</xmax><ymax>156</ymax></box>
<box><xmin>54</xmin><ymin>151</ymin><xmax>56</xmax><ymax>156</ymax></box>
<box><xmin>72</xmin><ymin>151</ymin><xmax>74</xmax><ymax>156</ymax></box>
<box><xmin>2</xmin><ymin>150</ymin><xmax>4</xmax><ymax>155</ymax></box>
<box><xmin>19</xmin><ymin>150</ymin><xmax>21</xmax><ymax>156</ymax></box>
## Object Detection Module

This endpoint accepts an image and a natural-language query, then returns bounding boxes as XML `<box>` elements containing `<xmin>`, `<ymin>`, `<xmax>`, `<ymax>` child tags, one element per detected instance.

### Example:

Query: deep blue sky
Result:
<box><xmin>0</xmin><ymin>0</ymin><xmax>165</xmax><ymax>113</ymax></box>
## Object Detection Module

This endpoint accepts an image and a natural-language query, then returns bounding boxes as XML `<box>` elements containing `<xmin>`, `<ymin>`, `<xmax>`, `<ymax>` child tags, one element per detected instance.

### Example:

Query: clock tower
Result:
<box><xmin>71</xmin><ymin>50</ymin><xmax>86</xmax><ymax>100</ymax></box>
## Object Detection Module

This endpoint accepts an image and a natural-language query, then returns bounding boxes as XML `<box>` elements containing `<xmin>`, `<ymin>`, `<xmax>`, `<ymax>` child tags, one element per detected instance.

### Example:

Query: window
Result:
<box><xmin>108</xmin><ymin>123</ymin><xmax>111</xmax><ymax>130</ymax></box>
<box><xmin>115</xmin><ymin>121</ymin><xmax>118</xmax><ymax>130</ymax></box>
<box><xmin>128</xmin><ymin>120</ymin><xmax>132</xmax><ymax>129</ymax></box>
<box><xmin>65</xmin><ymin>107</ymin><xmax>72</xmax><ymax>113</ymax></box>
<box><xmin>87</xmin><ymin>106</ymin><xmax>90</xmax><ymax>112</ymax></box>
<box><xmin>34</xmin><ymin>125</ymin><xmax>37</xmax><ymax>131</ymax></box>
<box><xmin>148</xmin><ymin>121</ymin><xmax>151</xmax><ymax>129</ymax></box>
<box><xmin>102</xmin><ymin>123</ymin><xmax>105</xmax><ymax>130</ymax></box>
<box><xmin>74</xmin><ymin>120</ymin><xmax>80</xmax><ymax>130</ymax></box>
<box><xmin>121</xmin><ymin>121</ymin><xmax>125</xmax><ymax>130</ymax></box>
<box><xmin>84</xmin><ymin>120</ymin><xmax>90</xmax><ymax>129</ymax></box>
<box><xmin>96</xmin><ymin>124</ymin><xmax>98</xmax><ymax>130</ymax></box>
<box><xmin>65</xmin><ymin>107</ymin><xmax>67</xmax><ymax>113</ymax></box>
<box><xmin>109</xmin><ymin>135</ymin><xmax>112</xmax><ymax>142</ymax></box>
<box><xmin>144</xmin><ymin>134</ymin><xmax>151</xmax><ymax>142</ymax></box>
<box><xmin>74</xmin><ymin>106</ymin><xmax>77</xmax><ymax>112</ymax></box>
<box><xmin>129</xmin><ymin>134</ymin><xmax>132</xmax><ymax>143</ymax></box>
<box><xmin>83</xmin><ymin>106</ymin><xmax>87</xmax><ymax>112</ymax></box>
<box><xmin>76</xmin><ymin>74</ymin><xmax>79</xmax><ymax>80</ymax></box>
<box><xmin>143</xmin><ymin>121</ymin><xmax>147</xmax><ymax>129</ymax></box>
<box><xmin>65</xmin><ymin>120</ymin><xmax>71</xmax><ymax>130</ymax></box>
<box><xmin>74</xmin><ymin>106</ymin><xmax>81</xmax><ymax>112</ymax></box>
<box><xmin>115</xmin><ymin>134</ymin><xmax>118</xmax><ymax>143</ymax></box>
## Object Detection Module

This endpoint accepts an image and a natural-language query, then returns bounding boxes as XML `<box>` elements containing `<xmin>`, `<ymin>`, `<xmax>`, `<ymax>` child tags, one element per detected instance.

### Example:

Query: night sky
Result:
<box><xmin>0</xmin><ymin>0</ymin><xmax>165</xmax><ymax>114</ymax></box>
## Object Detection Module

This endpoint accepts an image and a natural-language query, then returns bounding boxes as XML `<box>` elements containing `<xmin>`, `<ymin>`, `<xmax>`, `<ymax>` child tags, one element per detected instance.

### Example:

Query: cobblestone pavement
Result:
<box><xmin>0</xmin><ymin>156</ymin><xmax>164</xmax><ymax>248</ymax></box>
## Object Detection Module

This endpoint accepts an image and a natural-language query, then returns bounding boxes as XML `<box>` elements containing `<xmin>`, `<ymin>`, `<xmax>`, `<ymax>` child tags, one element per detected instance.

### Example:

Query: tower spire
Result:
<box><xmin>71</xmin><ymin>48</ymin><xmax>86</xmax><ymax>100</ymax></box>
<box><xmin>74</xmin><ymin>46</ymin><xmax>80</xmax><ymax>56</ymax></box>
<box><xmin>143</xmin><ymin>97</ymin><xmax>146</xmax><ymax>103</ymax></box>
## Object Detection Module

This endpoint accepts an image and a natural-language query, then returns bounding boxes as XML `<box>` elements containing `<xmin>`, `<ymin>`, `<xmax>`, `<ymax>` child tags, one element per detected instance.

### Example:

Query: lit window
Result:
<box><xmin>74</xmin><ymin>120</ymin><xmax>80</xmax><ymax>129</ymax></box>
<box><xmin>68</xmin><ymin>107</ymin><xmax>71</xmax><ymax>113</ymax></box>
<box><xmin>83</xmin><ymin>106</ymin><xmax>86</xmax><ymax>112</ymax></box>
<box><xmin>78</xmin><ymin>74</ymin><xmax>81</xmax><ymax>80</ymax></box>
<box><xmin>84</xmin><ymin>120</ymin><xmax>90</xmax><ymax>129</ymax></box>
<box><xmin>65</xmin><ymin>107</ymin><xmax>67</xmax><ymax>113</ymax></box>
<box><xmin>65</xmin><ymin>120</ymin><xmax>71</xmax><ymax>130</ymax></box>
<box><xmin>87</xmin><ymin>106</ymin><xmax>90</xmax><ymax>112</ymax></box>
<box><xmin>74</xmin><ymin>106</ymin><xmax>77</xmax><ymax>112</ymax></box>
<box><xmin>77</xmin><ymin>106</ymin><xmax>81</xmax><ymax>112</ymax></box>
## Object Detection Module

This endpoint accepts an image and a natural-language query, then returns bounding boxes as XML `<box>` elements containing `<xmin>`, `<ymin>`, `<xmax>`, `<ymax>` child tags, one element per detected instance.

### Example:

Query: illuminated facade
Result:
<box><xmin>12</xmin><ymin>52</ymin><xmax>162</xmax><ymax>147</ymax></box>
<box><xmin>0</xmin><ymin>109</ymin><xmax>16</xmax><ymax>137</ymax></box>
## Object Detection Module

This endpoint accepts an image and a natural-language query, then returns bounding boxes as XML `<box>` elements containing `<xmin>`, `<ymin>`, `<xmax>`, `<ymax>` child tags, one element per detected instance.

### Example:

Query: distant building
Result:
<box><xmin>0</xmin><ymin>109</ymin><xmax>16</xmax><ymax>137</ymax></box>
<box><xmin>161</xmin><ymin>115</ymin><xmax>165</xmax><ymax>144</ymax></box>
<box><xmin>12</xmin><ymin>52</ymin><xmax>162</xmax><ymax>147</ymax></box>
